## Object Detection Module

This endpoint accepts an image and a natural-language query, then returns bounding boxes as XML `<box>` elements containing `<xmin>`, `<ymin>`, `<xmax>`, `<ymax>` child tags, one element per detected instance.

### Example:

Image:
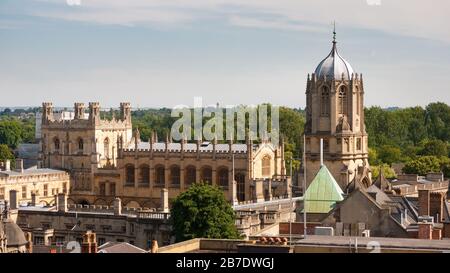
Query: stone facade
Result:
<box><xmin>0</xmin><ymin>160</ymin><xmax>69</xmax><ymax>206</ymax></box>
<box><xmin>39</xmin><ymin>102</ymin><xmax>288</xmax><ymax>207</ymax></box>
<box><xmin>304</xmin><ymin>36</ymin><xmax>371</xmax><ymax>191</ymax></box>
<box><xmin>40</xmin><ymin>102</ymin><xmax>133</xmax><ymax>195</ymax></box>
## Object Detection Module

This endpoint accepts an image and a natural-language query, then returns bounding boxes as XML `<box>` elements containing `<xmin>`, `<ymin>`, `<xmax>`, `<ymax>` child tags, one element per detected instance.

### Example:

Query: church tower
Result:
<box><xmin>304</xmin><ymin>28</ymin><xmax>371</xmax><ymax>191</ymax></box>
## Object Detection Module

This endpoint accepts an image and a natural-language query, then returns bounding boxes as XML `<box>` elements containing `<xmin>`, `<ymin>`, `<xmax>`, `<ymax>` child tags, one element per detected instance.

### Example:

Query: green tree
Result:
<box><xmin>0</xmin><ymin>144</ymin><xmax>15</xmax><ymax>166</ymax></box>
<box><xmin>402</xmin><ymin>156</ymin><xmax>442</xmax><ymax>176</ymax></box>
<box><xmin>378</xmin><ymin>145</ymin><xmax>402</xmax><ymax>165</ymax></box>
<box><xmin>368</xmin><ymin>148</ymin><xmax>380</xmax><ymax>165</ymax></box>
<box><xmin>371</xmin><ymin>164</ymin><xmax>396</xmax><ymax>180</ymax></box>
<box><xmin>170</xmin><ymin>183</ymin><xmax>240</xmax><ymax>242</ymax></box>
<box><xmin>0</xmin><ymin>120</ymin><xmax>23</xmax><ymax>149</ymax></box>
<box><xmin>420</xmin><ymin>139</ymin><xmax>448</xmax><ymax>157</ymax></box>
<box><xmin>425</xmin><ymin>102</ymin><xmax>450</xmax><ymax>141</ymax></box>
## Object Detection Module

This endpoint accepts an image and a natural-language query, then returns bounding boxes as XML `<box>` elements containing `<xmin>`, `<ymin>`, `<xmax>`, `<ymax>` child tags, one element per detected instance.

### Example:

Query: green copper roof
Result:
<box><xmin>303</xmin><ymin>165</ymin><xmax>344</xmax><ymax>214</ymax></box>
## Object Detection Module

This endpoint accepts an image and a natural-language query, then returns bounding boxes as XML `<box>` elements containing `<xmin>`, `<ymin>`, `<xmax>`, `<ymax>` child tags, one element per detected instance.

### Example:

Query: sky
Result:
<box><xmin>0</xmin><ymin>0</ymin><xmax>449</xmax><ymax>109</ymax></box>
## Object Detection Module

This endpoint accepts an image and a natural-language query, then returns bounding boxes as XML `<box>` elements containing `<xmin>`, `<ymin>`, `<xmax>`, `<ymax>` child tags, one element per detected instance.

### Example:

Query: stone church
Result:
<box><xmin>39</xmin><ymin>103</ymin><xmax>289</xmax><ymax>207</ymax></box>
<box><xmin>304</xmin><ymin>31</ymin><xmax>371</xmax><ymax>192</ymax></box>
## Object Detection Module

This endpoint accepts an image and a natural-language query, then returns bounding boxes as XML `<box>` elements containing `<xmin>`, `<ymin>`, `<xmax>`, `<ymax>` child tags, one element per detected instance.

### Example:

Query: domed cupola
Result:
<box><xmin>314</xmin><ymin>29</ymin><xmax>354</xmax><ymax>80</ymax></box>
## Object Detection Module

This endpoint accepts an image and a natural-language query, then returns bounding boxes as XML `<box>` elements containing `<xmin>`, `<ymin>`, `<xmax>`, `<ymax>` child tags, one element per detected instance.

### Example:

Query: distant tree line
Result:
<box><xmin>0</xmin><ymin>103</ymin><xmax>448</xmax><ymax>178</ymax></box>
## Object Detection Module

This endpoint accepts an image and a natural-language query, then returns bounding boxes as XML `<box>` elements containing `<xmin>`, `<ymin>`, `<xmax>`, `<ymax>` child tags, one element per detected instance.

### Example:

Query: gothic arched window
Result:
<box><xmin>170</xmin><ymin>165</ymin><xmax>180</xmax><ymax>186</ymax></box>
<box><xmin>235</xmin><ymin>172</ymin><xmax>246</xmax><ymax>202</ymax></box>
<box><xmin>217</xmin><ymin>168</ymin><xmax>229</xmax><ymax>187</ymax></box>
<box><xmin>139</xmin><ymin>164</ymin><xmax>150</xmax><ymax>185</ymax></box>
<box><xmin>104</xmin><ymin>138</ymin><xmax>110</xmax><ymax>159</ymax></box>
<box><xmin>155</xmin><ymin>165</ymin><xmax>165</xmax><ymax>185</ymax></box>
<box><xmin>201</xmin><ymin>166</ymin><xmax>212</xmax><ymax>184</ymax></box>
<box><xmin>356</xmin><ymin>86</ymin><xmax>360</xmax><ymax>115</ymax></box>
<box><xmin>262</xmin><ymin>156</ymin><xmax>271</xmax><ymax>177</ymax></box>
<box><xmin>78</xmin><ymin>138</ymin><xmax>84</xmax><ymax>151</ymax></box>
<box><xmin>320</xmin><ymin>86</ymin><xmax>330</xmax><ymax>116</ymax></box>
<box><xmin>125</xmin><ymin>164</ymin><xmax>135</xmax><ymax>185</ymax></box>
<box><xmin>185</xmin><ymin>166</ymin><xmax>196</xmax><ymax>185</ymax></box>
<box><xmin>54</xmin><ymin>138</ymin><xmax>60</xmax><ymax>151</ymax></box>
<box><xmin>338</xmin><ymin>86</ymin><xmax>348</xmax><ymax>116</ymax></box>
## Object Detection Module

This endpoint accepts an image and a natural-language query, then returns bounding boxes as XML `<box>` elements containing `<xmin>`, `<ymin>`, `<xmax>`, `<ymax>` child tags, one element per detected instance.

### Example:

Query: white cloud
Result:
<box><xmin>21</xmin><ymin>0</ymin><xmax>450</xmax><ymax>43</ymax></box>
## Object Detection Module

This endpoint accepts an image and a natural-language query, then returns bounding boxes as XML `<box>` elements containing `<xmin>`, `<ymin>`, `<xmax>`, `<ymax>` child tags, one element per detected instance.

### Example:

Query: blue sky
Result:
<box><xmin>1</xmin><ymin>0</ymin><xmax>449</xmax><ymax>109</ymax></box>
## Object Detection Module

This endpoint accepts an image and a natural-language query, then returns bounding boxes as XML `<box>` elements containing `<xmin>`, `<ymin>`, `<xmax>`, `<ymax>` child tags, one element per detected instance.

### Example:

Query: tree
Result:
<box><xmin>378</xmin><ymin>145</ymin><xmax>402</xmax><ymax>165</ymax></box>
<box><xmin>0</xmin><ymin>120</ymin><xmax>23</xmax><ymax>149</ymax></box>
<box><xmin>402</xmin><ymin>156</ymin><xmax>441</xmax><ymax>176</ymax></box>
<box><xmin>371</xmin><ymin>164</ymin><xmax>396</xmax><ymax>180</ymax></box>
<box><xmin>0</xmin><ymin>144</ymin><xmax>15</xmax><ymax>166</ymax></box>
<box><xmin>368</xmin><ymin>148</ymin><xmax>380</xmax><ymax>166</ymax></box>
<box><xmin>170</xmin><ymin>183</ymin><xmax>240</xmax><ymax>242</ymax></box>
<box><xmin>420</xmin><ymin>139</ymin><xmax>448</xmax><ymax>157</ymax></box>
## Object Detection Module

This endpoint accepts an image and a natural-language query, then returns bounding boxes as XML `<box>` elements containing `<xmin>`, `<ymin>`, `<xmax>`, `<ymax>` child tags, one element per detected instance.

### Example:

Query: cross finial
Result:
<box><xmin>333</xmin><ymin>21</ymin><xmax>336</xmax><ymax>43</ymax></box>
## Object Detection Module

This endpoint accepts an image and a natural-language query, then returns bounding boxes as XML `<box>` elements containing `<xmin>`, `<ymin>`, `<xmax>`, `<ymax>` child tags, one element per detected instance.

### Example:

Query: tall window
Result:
<box><xmin>201</xmin><ymin>167</ymin><xmax>212</xmax><ymax>184</ymax></box>
<box><xmin>44</xmin><ymin>184</ymin><xmax>48</xmax><ymax>197</ymax></box>
<box><xmin>262</xmin><ymin>156</ymin><xmax>271</xmax><ymax>177</ymax></box>
<box><xmin>104</xmin><ymin>138</ymin><xmax>110</xmax><ymax>159</ymax></box>
<box><xmin>99</xmin><ymin>183</ymin><xmax>106</xmax><ymax>196</ymax></box>
<box><xmin>356</xmin><ymin>138</ymin><xmax>362</xmax><ymax>151</ymax></box>
<box><xmin>217</xmin><ymin>168</ymin><xmax>229</xmax><ymax>187</ymax></box>
<box><xmin>22</xmin><ymin>186</ymin><xmax>27</xmax><ymax>199</ymax></box>
<box><xmin>320</xmin><ymin>86</ymin><xmax>330</xmax><ymax>116</ymax></box>
<box><xmin>54</xmin><ymin>138</ymin><xmax>60</xmax><ymax>151</ymax></box>
<box><xmin>356</xmin><ymin>86</ymin><xmax>360</xmax><ymax>115</ymax></box>
<box><xmin>235</xmin><ymin>173</ymin><xmax>246</xmax><ymax>202</ymax></box>
<box><xmin>139</xmin><ymin>165</ymin><xmax>150</xmax><ymax>184</ymax></box>
<box><xmin>125</xmin><ymin>164</ymin><xmax>135</xmax><ymax>185</ymax></box>
<box><xmin>338</xmin><ymin>86</ymin><xmax>348</xmax><ymax>116</ymax></box>
<box><xmin>110</xmin><ymin>183</ymin><xmax>116</xmax><ymax>196</ymax></box>
<box><xmin>185</xmin><ymin>166</ymin><xmax>196</xmax><ymax>185</ymax></box>
<box><xmin>170</xmin><ymin>166</ymin><xmax>180</xmax><ymax>185</ymax></box>
<box><xmin>78</xmin><ymin>138</ymin><xmax>84</xmax><ymax>151</ymax></box>
<box><xmin>155</xmin><ymin>165</ymin><xmax>165</xmax><ymax>185</ymax></box>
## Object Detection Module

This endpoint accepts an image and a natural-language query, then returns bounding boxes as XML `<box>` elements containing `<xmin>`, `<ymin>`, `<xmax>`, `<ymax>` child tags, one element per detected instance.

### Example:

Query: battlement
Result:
<box><xmin>41</xmin><ymin>101</ymin><xmax>132</xmax><ymax>128</ymax></box>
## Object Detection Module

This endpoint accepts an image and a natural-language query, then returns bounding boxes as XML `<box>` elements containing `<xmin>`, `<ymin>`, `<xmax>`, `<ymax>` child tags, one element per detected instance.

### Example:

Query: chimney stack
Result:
<box><xmin>15</xmin><ymin>159</ymin><xmax>24</xmax><ymax>173</ymax></box>
<box><xmin>161</xmin><ymin>188</ymin><xmax>169</xmax><ymax>213</ymax></box>
<box><xmin>57</xmin><ymin>193</ymin><xmax>67</xmax><ymax>213</ymax></box>
<box><xmin>81</xmin><ymin>231</ymin><xmax>97</xmax><ymax>253</ymax></box>
<box><xmin>418</xmin><ymin>190</ymin><xmax>430</xmax><ymax>216</ymax></box>
<box><xmin>5</xmin><ymin>160</ymin><xmax>11</xmax><ymax>171</ymax></box>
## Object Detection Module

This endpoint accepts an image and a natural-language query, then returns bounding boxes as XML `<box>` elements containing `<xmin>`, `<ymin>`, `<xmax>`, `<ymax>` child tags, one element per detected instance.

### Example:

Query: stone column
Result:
<box><xmin>114</xmin><ymin>197</ymin><xmax>122</xmax><ymax>216</ymax></box>
<box><xmin>160</xmin><ymin>188</ymin><xmax>169</xmax><ymax>213</ymax></box>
